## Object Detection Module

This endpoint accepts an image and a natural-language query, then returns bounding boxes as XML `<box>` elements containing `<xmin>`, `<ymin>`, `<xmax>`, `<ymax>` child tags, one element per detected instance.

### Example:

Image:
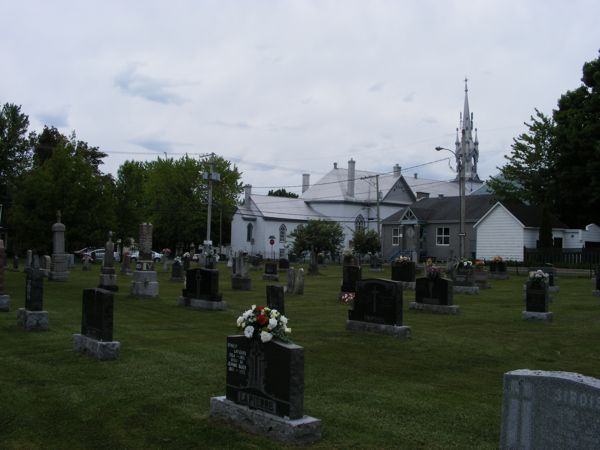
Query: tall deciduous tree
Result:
<box><xmin>352</xmin><ymin>228</ymin><xmax>381</xmax><ymax>256</ymax></box>
<box><xmin>267</xmin><ymin>188</ymin><xmax>299</xmax><ymax>198</ymax></box>
<box><xmin>0</xmin><ymin>103</ymin><xmax>32</xmax><ymax>208</ymax></box>
<box><xmin>114</xmin><ymin>160</ymin><xmax>149</xmax><ymax>242</ymax></box>
<box><xmin>289</xmin><ymin>220</ymin><xmax>344</xmax><ymax>275</ymax></box>
<box><xmin>553</xmin><ymin>51</ymin><xmax>600</xmax><ymax>228</ymax></box>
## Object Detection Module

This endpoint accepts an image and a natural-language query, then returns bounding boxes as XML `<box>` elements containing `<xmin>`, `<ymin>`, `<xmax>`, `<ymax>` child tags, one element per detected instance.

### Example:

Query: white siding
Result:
<box><xmin>475</xmin><ymin>205</ymin><xmax>524</xmax><ymax>261</ymax></box>
<box><xmin>584</xmin><ymin>224</ymin><xmax>600</xmax><ymax>245</ymax></box>
<box><xmin>563</xmin><ymin>230</ymin><xmax>582</xmax><ymax>248</ymax></box>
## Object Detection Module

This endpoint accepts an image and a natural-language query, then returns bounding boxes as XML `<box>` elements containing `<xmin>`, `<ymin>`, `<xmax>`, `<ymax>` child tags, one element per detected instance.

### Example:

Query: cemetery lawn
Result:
<box><xmin>1</xmin><ymin>264</ymin><xmax>599</xmax><ymax>449</ymax></box>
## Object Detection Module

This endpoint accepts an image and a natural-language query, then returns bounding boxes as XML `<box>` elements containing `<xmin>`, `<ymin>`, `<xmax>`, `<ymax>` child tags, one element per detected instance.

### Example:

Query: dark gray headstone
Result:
<box><xmin>81</xmin><ymin>288</ymin><xmax>114</xmax><ymax>341</ymax></box>
<box><xmin>226</xmin><ymin>335</ymin><xmax>304</xmax><ymax>419</ymax></box>
<box><xmin>25</xmin><ymin>268</ymin><xmax>44</xmax><ymax>311</ymax></box>
<box><xmin>171</xmin><ymin>260</ymin><xmax>183</xmax><ymax>280</ymax></box>
<box><xmin>391</xmin><ymin>262</ymin><xmax>416</xmax><ymax>283</ymax></box>
<box><xmin>525</xmin><ymin>281</ymin><xmax>549</xmax><ymax>312</ymax></box>
<box><xmin>264</xmin><ymin>261</ymin><xmax>278</xmax><ymax>276</ymax></box>
<box><xmin>501</xmin><ymin>369</ymin><xmax>600</xmax><ymax>450</ymax></box>
<box><xmin>183</xmin><ymin>268</ymin><xmax>222</xmax><ymax>302</ymax></box>
<box><xmin>415</xmin><ymin>276</ymin><xmax>454</xmax><ymax>305</ymax></box>
<box><xmin>341</xmin><ymin>265</ymin><xmax>361</xmax><ymax>293</ymax></box>
<box><xmin>278</xmin><ymin>258</ymin><xmax>290</xmax><ymax>270</ymax></box>
<box><xmin>453</xmin><ymin>267</ymin><xmax>475</xmax><ymax>287</ymax></box>
<box><xmin>266</xmin><ymin>285</ymin><xmax>285</xmax><ymax>315</ymax></box>
<box><xmin>348</xmin><ymin>279</ymin><xmax>403</xmax><ymax>326</ymax></box>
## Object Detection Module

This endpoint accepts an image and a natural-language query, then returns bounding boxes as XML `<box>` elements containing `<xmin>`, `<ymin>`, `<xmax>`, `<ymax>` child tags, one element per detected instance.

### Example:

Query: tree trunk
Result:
<box><xmin>308</xmin><ymin>249</ymin><xmax>320</xmax><ymax>275</ymax></box>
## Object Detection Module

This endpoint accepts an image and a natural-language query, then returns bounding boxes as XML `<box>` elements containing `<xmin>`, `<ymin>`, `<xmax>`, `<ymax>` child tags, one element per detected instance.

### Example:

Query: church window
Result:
<box><xmin>279</xmin><ymin>224</ymin><xmax>287</xmax><ymax>243</ymax></box>
<box><xmin>355</xmin><ymin>215</ymin><xmax>365</xmax><ymax>233</ymax></box>
<box><xmin>246</xmin><ymin>223</ymin><xmax>253</xmax><ymax>242</ymax></box>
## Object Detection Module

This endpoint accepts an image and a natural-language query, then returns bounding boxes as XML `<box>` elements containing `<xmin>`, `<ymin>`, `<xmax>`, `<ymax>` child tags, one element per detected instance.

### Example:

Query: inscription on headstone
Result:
<box><xmin>415</xmin><ymin>277</ymin><xmax>454</xmax><ymax>306</ymax></box>
<box><xmin>25</xmin><ymin>268</ymin><xmax>44</xmax><ymax>311</ymax></box>
<box><xmin>226</xmin><ymin>335</ymin><xmax>304</xmax><ymax>419</ymax></box>
<box><xmin>501</xmin><ymin>369</ymin><xmax>600</xmax><ymax>450</ymax></box>
<box><xmin>139</xmin><ymin>223</ymin><xmax>153</xmax><ymax>263</ymax></box>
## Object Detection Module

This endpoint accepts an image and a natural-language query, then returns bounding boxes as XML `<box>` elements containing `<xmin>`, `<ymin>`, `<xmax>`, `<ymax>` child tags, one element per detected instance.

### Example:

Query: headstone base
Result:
<box><xmin>490</xmin><ymin>273</ymin><xmax>509</xmax><ymax>280</ymax></box>
<box><xmin>0</xmin><ymin>294</ymin><xmax>10</xmax><ymax>312</ymax></box>
<box><xmin>453</xmin><ymin>285</ymin><xmax>480</xmax><ymax>295</ymax></box>
<box><xmin>231</xmin><ymin>276</ymin><xmax>251</xmax><ymax>290</ymax></box>
<box><xmin>130</xmin><ymin>271</ymin><xmax>159</xmax><ymax>297</ymax></box>
<box><xmin>399</xmin><ymin>281</ymin><xmax>415</xmax><ymax>290</ymax></box>
<box><xmin>178</xmin><ymin>297</ymin><xmax>226</xmax><ymax>310</ymax></box>
<box><xmin>409</xmin><ymin>302</ymin><xmax>460</xmax><ymax>315</ymax></box>
<box><xmin>549</xmin><ymin>286</ymin><xmax>560</xmax><ymax>293</ymax></box>
<box><xmin>210</xmin><ymin>396</ymin><xmax>321</xmax><ymax>444</ymax></box>
<box><xmin>262</xmin><ymin>274</ymin><xmax>279</xmax><ymax>281</ymax></box>
<box><xmin>522</xmin><ymin>311</ymin><xmax>553</xmax><ymax>321</ymax></box>
<box><xmin>98</xmin><ymin>273</ymin><xmax>119</xmax><ymax>291</ymax></box>
<box><xmin>170</xmin><ymin>276</ymin><xmax>184</xmax><ymax>282</ymax></box>
<box><xmin>16</xmin><ymin>308</ymin><xmax>49</xmax><ymax>331</ymax></box>
<box><xmin>593</xmin><ymin>290</ymin><xmax>600</xmax><ymax>297</ymax></box>
<box><xmin>346</xmin><ymin>320</ymin><xmax>411</xmax><ymax>338</ymax></box>
<box><xmin>49</xmin><ymin>271</ymin><xmax>69</xmax><ymax>281</ymax></box>
<box><xmin>73</xmin><ymin>334</ymin><xmax>120</xmax><ymax>360</ymax></box>
<box><xmin>369</xmin><ymin>267</ymin><xmax>384</xmax><ymax>272</ymax></box>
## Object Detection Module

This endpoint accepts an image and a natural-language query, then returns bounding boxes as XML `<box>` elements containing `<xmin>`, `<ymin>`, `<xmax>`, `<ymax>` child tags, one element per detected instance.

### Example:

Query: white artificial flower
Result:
<box><xmin>236</xmin><ymin>316</ymin><xmax>244</xmax><ymax>327</ymax></box>
<box><xmin>260</xmin><ymin>331</ymin><xmax>273</xmax><ymax>343</ymax></box>
<box><xmin>270</xmin><ymin>309</ymin><xmax>279</xmax><ymax>318</ymax></box>
<box><xmin>268</xmin><ymin>318</ymin><xmax>277</xmax><ymax>330</ymax></box>
<box><xmin>285</xmin><ymin>327</ymin><xmax>292</xmax><ymax>333</ymax></box>
<box><xmin>251</xmin><ymin>304</ymin><xmax>256</xmax><ymax>310</ymax></box>
<box><xmin>280</xmin><ymin>316</ymin><xmax>288</xmax><ymax>326</ymax></box>
<box><xmin>244</xmin><ymin>325</ymin><xmax>254</xmax><ymax>338</ymax></box>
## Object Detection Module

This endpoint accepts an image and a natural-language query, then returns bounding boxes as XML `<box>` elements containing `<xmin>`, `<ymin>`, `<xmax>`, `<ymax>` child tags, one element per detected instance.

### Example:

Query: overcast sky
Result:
<box><xmin>2</xmin><ymin>1</ymin><xmax>599</xmax><ymax>195</ymax></box>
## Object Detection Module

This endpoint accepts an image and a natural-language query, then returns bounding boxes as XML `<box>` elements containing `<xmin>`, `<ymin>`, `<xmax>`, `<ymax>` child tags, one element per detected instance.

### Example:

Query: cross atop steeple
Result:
<box><xmin>455</xmin><ymin>79</ymin><xmax>480</xmax><ymax>183</ymax></box>
<box><xmin>464</xmin><ymin>77</ymin><xmax>468</xmax><ymax>92</ymax></box>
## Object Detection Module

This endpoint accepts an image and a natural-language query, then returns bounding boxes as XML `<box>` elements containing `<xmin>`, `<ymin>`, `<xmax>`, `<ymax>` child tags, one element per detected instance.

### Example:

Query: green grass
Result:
<box><xmin>1</xmin><ymin>264</ymin><xmax>599</xmax><ymax>449</ymax></box>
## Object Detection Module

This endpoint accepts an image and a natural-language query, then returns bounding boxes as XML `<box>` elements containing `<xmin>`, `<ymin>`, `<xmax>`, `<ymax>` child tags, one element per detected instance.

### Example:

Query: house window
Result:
<box><xmin>392</xmin><ymin>228</ymin><xmax>401</xmax><ymax>246</ymax></box>
<box><xmin>246</xmin><ymin>223</ymin><xmax>253</xmax><ymax>242</ymax></box>
<box><xmin>436</xmin><ymin>227</ymin><xmax>450</xmax><ymax>246</ymax></box>
<box><xmin>279</xmin><ymin>248</ymin><xmax>286</xmax><ymax>258</ymax></box>
<box><xmin>279</xmin><ymin>224</ymin><xmax>287</xmax><ymax>243</ymax></box>
<box><xmin>355</xmin><ymin>214</ymin><xmax>365</xmax><ymax>232</ymax></box>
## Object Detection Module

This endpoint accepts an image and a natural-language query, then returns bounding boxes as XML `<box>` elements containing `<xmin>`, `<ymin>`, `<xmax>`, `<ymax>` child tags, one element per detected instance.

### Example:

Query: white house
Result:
<box><xmin>474</xmin><ymin>202</ymin><xmax>572</xmax><ymax>261</ymax></box>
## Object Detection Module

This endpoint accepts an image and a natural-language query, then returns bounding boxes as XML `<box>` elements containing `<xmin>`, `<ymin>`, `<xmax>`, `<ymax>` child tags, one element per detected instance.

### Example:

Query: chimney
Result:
<box><xmin>244</xmin><ymin>184</ymin><xmax>252</xmax><ymax>205</ymax></box>
<box><xmin>333</xmin><ymin>162</ymin><xmax>338</xmax><ymax>169</ymax></box>
<box><xmin>302</xmin><ymin>174</ymin><xmax>310</xmax><ymax>193</ymax></box>
<box><xmin>347</xmin><ymin>158</ymin><xmax>356</xmax><ymax>198</ymax></box>
<box><xmin>393</xmin><ymin>164</ymin><xmax>401</xmax><ymax>177</ymax></box>
<box><xmin>414</xmin><ymin>173</ymin><xmax>418</xmax><ymax>179</ymax></box>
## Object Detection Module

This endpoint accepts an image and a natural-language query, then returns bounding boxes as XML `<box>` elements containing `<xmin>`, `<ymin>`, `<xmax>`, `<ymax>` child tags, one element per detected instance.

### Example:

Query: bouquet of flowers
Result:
<box><xmin>426</xmin><ymin>264</ymin><xmax>441</xmax><ymax>279</ymax></box>
<box><xmin>339</xmin><ymin>292</ymin><xmax>355</xmax><ymax>304</ymax></box>
<box><xmin>493</xmin><ymin>255</ymin><xmax>503</xmax><ymax>263</ymax></box>
<box><xmin>456</xmin><ymin>259</ymin><xmax>473</xmax><ymax>269</ymax></box>
<box><xmin>395</xmin><ymin>256</ymin><xmax>411</xmax><ymax>264</ymax></box>
<box><xmin>236</xmin><ymin>305</ymin><xmax>291</xmax><ymax>343</ymax></box>
<box><xmin>528</xmin><ymin>269</ymin><xmax>549</xmax><ymax>288</ymax></box>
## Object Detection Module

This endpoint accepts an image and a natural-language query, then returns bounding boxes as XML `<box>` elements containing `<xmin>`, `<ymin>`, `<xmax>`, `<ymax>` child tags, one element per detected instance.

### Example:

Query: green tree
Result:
<box><xmin>552</xmin><ymin>51</ymin><xmax>600</xmax><ymax>228</ymax></box>
<box><xmin>352</xmin><ymin>228</ymin><xmax>381</xmax><ymax>255</ymax></box>
<box><xmin>487</xmin><ymin>110</ymin><xmax>558</xmax><ymax>246</ymax></box>
<box><xmin>114</xmin><ymin>160</ymin><xmax>149</xmax><ymax>242</ymax></box>
<box><xmin>10</xmin><ymin>143</ymin><xmax>116</xmax><ymax>252</ymax></box>
<box><xmin>289</xmin><ymin>220</ymin><xmax>344</xmax><ymax>275</ymax></box>
<box><xmin>267</xmin><ymin>188</ymin><xmax>299</xmax><ymax>198</ymax></box>
<box><xmin>0</xmin><ymin>103</ymin><xmax>32</xmax><ymax>209</ymax></box>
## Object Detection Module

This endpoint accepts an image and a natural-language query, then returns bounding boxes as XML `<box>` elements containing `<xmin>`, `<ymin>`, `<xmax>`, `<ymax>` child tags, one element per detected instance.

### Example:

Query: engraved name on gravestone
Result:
<box><xmin>349</xmin><ymin>279</ymin><xmax>403</xmax><ymax>325</ymax></box>
<box><xmin>501</xmin><ymin>369</ymin><xmax>600</xmax><ymax>450</ymax></box>
<box><xmin>25</xmin><ymin>268</ymin><xmax>44</xmax><ymax>311</ymax></box>
<box><xmin>266</xmin><ymin>285</ymin><xmax>285</xmax><ymax>315</ymax></box>
<box><xmin>226</xmin><ymin>335</ymin><xmax>304</xmax><ymax>419</ymax></box>
<box><xmin>81</xmin><ymin>288</ymin><xmax>113</xmax><ymax>342</ymax></box>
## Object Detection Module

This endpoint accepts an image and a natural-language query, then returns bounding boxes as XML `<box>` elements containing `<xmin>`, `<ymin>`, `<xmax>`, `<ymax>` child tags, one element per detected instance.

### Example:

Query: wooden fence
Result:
<box><xmin>523</xmin><ymin>247</ymin><xmax>600</xmax><ymax>266</ymax></box>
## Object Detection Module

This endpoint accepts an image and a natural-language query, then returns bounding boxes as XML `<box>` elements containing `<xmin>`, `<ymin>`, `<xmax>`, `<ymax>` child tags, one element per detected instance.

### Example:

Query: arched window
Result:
<box><xmin>355</xmin><ymin>214</ymin><xmax>365</xmax><ymax>233</ymax></box>
<box><xmin>279</xmin><ymin>224</ymin><xmax>287</xmax><ymax>243</ymax></box>
<box><xmin>246</xmin><ymin>223</ymin><xmax>253</xmax><ymax>242</ymax></box>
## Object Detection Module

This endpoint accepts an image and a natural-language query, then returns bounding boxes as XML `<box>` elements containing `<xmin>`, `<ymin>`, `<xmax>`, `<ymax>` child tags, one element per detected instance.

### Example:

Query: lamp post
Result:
<box><xmin>436</xmin><ymin>136</ymin><xmax>466</xmax><ymax>259</ymax></box>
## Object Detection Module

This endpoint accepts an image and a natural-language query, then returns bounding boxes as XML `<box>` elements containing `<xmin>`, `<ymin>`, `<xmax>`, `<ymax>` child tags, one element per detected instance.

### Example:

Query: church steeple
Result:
<box><xmin>454</xmin><ymin>78</ymin><xmax>480</xmax><ymax>182</ymax></box>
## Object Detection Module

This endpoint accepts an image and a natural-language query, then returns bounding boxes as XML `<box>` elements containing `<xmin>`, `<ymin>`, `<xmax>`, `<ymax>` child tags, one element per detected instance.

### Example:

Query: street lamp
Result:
<box><xmin>436</xmin><ymin>135</ymin><xmax>466</xmax><ymax>259</ymax></box>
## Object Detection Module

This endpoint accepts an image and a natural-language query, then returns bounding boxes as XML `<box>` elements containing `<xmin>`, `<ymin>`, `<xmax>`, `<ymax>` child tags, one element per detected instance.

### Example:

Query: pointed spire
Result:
<box><xmin>455</xmin><ymin>128</ymin><xmax>460</xmax><ymax>145</ymax></box>
<box><xmin>462</xmin><ymin>77</ymin><xmax>470</xmax><ymax>131</ymax></box>
<box><xmin>474</xmin><ymin>128</ymin><xmax>479</xmax><ymax>144</ymax></box>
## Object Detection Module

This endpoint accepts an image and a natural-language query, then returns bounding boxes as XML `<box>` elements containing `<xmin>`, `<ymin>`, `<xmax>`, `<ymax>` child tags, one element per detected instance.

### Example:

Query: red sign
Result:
<box><xmin>269</xmin><ymin>239</ymin><xmax>275</xmax><ymax>245</ymax></box>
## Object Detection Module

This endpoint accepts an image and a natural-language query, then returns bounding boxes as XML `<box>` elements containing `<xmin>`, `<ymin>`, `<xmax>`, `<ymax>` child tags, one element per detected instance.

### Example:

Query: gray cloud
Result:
<box><xmin>131</xmin><ymin>138</ymin><xmax>174</xmax><ymax>154</ymax></box>
<box><xmin>368</xmin><ymin>82</ymin><xmax>385</xmax><ymax>92</ymax></box>
<box><xmin>403</xmin><ymin>92</ymin><xmax>415</xmax><ymax>103</ymax></box>
<box><xmin>36</xmin><ymin>109</ymin><xmax>69</xmax><ymax>128</ymax></box>
<box><xmin>114</xmin><ymin>65</ymin><xmax>183</xmax><ymax>105</ymax></box>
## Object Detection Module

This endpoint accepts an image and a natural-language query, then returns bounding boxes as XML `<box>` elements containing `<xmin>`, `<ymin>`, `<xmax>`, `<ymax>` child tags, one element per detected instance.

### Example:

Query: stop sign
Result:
<box><xmin>269</xmin><ymin>239</ymin><xmax>275</xmax><ymax>245</ymax></box>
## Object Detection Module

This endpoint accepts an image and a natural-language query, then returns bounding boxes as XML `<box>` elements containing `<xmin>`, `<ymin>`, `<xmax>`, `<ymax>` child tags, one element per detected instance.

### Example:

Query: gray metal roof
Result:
<box><xmin>237</xmin><ymin>195</ymin><xmax>324</xmax><ymax>221</ymax></box>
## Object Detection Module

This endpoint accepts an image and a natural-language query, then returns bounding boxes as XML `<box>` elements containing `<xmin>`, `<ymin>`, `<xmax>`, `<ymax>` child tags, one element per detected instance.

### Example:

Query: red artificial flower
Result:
<box><xmin>256</xmin><ymin>306</ymin><xmax>265</xmax><ymax>311</ymax></box>
<box><xmin>257</xmin><ymin>315</ymin><xmax>268</xmax><ymax>326</ymax></box>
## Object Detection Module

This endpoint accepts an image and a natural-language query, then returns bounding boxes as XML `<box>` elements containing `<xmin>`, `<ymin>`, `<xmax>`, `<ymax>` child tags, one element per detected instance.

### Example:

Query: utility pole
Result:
<box><xmin>203</xmin><ymin>155</ymin><xmax>220</xmax><ymax>267</ymax></box>
<box><xmin>375</xmin><ymin>175</ymin><xmax>381</xmax><ymax>254</ymax></box>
